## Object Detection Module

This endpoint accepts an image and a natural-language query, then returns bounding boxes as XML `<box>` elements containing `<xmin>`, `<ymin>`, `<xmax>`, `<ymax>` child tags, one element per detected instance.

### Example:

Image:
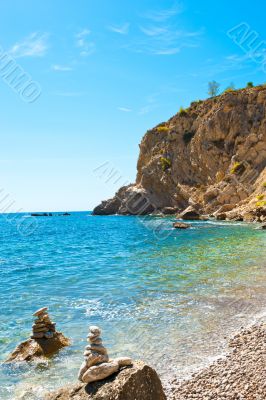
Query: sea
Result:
<box><xmin>0</xmin><ymin>212</ymin><xmax>265</xmax><ymax>399</ymax></box>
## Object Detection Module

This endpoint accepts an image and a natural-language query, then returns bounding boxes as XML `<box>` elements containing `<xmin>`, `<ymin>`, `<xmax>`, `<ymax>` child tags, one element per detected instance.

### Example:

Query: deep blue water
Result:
<box><xmin>0</xmin><ymin>212</ymin><xmax>265</xmax><ymax>399</ymax></box>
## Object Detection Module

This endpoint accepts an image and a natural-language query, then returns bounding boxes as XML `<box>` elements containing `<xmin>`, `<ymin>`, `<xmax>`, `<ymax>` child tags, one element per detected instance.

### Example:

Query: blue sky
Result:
<box><xmin>0</xmin><ymin>0</ymin><xmax>265</xmax><ymax>212</ymax></box>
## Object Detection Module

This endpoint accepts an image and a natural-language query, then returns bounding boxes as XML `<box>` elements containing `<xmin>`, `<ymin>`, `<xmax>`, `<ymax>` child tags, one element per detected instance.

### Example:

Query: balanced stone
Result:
<box><xmin>87</xmin><ymin>344</ymin><xmax>108</xmax><ymax>354</ymax></box>
<box><xmin>31</xmin><ymin>307</ymin><xmax>57</xmax><ymax>341</ymax></box>
<box><xmin>82</xmin><ymin>361</ymin><xmax>120</xmax><ymax>383</ymax></box>
<box><xmin>33</xmin><ymin>307</ymin><xmax>48</xmax><ymax>317</ymax></box>
<box><xmin>32</xmin><ymin>323</ymin><xmax>46</xmax><ymax>328</ymax></box>
<box><xmin>5</xmin><ymin>308</ymin><xmax>70</xmax><ymax>363</ymax></box>
<box><xmin>33</xmin><ymin>327</ymin><xmax>47</xmax><ymax>333</ymax></box>
<box><xmin>78</xmin><ymin>325</ymin><xmax>133</xmax><ymax>384</ymax></box>
<box><xmin>89</xmin><ymin>326</ymin><xmax>101</xmax><ymax>335</ymax></box>
<box><xmin>85</xmin><ymin>353</ymin><xmax>108</xmax><ymax>369</ymax></box>
<box><xmin>31</xmin><ymin>332</ymin><xmax>44</xmax><ymax>339</ymax></box>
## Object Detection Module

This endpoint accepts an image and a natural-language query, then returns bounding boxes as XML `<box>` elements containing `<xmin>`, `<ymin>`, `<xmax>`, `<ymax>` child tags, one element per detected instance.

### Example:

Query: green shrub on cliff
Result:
<box><xmin>256</xmin><ymin>200</ymin><xmax>266</xmax><ymax>207</ymax></box>
<box><xmin>179</xmin><ymin>106</ymin><xmax>188</xmax><ymax>116</ymax></box>
<box><xmin>230</xmin><ymin>162</ymin><xmax>244</xmax><ymax>174</ymax></box>
<box><xmin>157</xmin><ymin>125</ymin><xmax>169</xmax><ymax>133</ymax></box>
<box><xmin>160</xmin><ymin>157</ymin><xmax>171</xmax><ymax>171</ymax></box>
<box><xmin>224</xmin><ymin>82</ymin><xmax>236</xmax><ymax>93</ymax></box>
<box><xmin>262</xmin><ymin>182</ymin><xmax>266</xmax><ymax>188</ymax></box>
<box><xmin>256</xmin><ymin>194</ymin><xmax>264</xmax><ymax>200</ymax></box>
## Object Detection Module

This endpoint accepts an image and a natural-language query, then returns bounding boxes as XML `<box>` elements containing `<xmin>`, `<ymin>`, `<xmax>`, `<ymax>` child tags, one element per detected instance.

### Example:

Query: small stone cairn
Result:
<box><xmin>31</xmin><ymin>307</ymin><xmax>56</xmax><ymax>339</ymax></box>
<box><xmin>78</xmin><ymin>326</ymin><xmax>133</xmax><ymax>384</ymax></box>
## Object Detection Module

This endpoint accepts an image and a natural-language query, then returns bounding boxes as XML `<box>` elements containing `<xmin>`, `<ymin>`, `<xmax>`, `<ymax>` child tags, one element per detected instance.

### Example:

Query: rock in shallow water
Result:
<box><xmin>173</xmin><ymin>222</ymin><xmax>191</xmax><ymax>229</ymax></box>
<box><xmin>45</xmin><ymin>361</ymin><xmax>167</xmax><ymax>400</ymax></box>
<box><xmin>5</xmin><ymin>307</ymin><xmax>70</xmax><ymax>363</ymax></box>
<box><xmin>5</xmin><ymin>332</ymin><xmax>70</xmax><ymax>363</ymax></box>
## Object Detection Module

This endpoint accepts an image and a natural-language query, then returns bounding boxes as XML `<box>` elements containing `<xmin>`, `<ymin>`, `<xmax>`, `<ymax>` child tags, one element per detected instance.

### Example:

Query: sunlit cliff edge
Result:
<box><xmin>93</xmin><ymin>86</ymin><xmax>266</xmax><ymax>222</ymax></box>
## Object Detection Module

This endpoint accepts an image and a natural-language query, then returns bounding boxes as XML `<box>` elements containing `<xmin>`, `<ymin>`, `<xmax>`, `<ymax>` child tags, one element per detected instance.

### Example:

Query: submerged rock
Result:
<box><xmin>45</xmin><ymin>361</ymin><xmax>166</xmax><ymax>400</ymax></box>
<box><xmin>257</xmin><ymin>223</ymin><xmax>266</xmax><ymax>229</ymax></box>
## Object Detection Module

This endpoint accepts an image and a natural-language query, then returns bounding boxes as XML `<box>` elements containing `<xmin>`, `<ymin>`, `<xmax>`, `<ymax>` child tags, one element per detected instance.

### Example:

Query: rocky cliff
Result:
<box><xmin>93</xmin><ymin>86</ymin><xmax>266</xmax><ymax>221</ymax></box>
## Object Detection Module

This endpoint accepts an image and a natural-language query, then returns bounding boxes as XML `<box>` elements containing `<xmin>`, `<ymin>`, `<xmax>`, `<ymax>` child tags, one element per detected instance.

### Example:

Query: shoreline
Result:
<box><xmin>166</xmin><ymin>316</ymin><xmax>266</xmax><ymax>399</ymax></box>
<box><xmin>42</xmin><ymin>316</ymin><xmax>266</xmax><ymax>399</ymax></box>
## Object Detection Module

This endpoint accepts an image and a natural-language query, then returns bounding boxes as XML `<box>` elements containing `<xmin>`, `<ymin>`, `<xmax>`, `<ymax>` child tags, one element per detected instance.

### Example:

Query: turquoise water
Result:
<box><xmin>0</xmin><ymin>212</ymin><xmax>265</xmax><ymax>399</ymax></box>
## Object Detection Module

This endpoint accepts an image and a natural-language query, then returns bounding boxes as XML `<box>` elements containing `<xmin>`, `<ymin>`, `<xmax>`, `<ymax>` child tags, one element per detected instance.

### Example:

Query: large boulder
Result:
<box><xmin>177</xmin><ymin>206</ymin><xmax>200</xmax><ymax>220</ymax></box>
<box><xmin>5</xmin><ymin>332</ymin><xmax>70</xmax><ymax>363</ymax></box>
<box><xmin>45</xmin><ymin>361</ymin><xmax>166</xmax><ymax>400</ymax></box>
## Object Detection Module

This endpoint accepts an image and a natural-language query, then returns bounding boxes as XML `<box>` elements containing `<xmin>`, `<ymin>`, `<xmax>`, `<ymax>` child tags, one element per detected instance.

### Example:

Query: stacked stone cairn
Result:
<box><xmin>78</xmin><ymin>325</ymin><xmax>133</xmax><ymax>384</ymax></box>
<box><xmin>31</xmin><ymin>307</ymin><xmax>56</xmax><ymax>339</ymax></box>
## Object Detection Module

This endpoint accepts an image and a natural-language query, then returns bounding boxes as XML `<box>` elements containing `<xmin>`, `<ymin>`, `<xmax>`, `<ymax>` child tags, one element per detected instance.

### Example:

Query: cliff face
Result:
<box><xmin>93</xmin><ymin>86</ymin><xmax>266</xmax><ymax>221</ymax></box>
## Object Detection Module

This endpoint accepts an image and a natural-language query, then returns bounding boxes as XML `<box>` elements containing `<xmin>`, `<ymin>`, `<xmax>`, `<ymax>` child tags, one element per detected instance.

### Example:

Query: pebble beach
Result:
<box><xmin>168</xmin><ymin>321</ymin><xmax>266</xmax><ymax>399</ymax></box>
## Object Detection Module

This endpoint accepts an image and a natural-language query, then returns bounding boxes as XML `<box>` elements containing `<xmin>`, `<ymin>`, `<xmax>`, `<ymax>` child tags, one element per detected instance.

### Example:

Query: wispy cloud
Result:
<box><xmin>119</xmin><ymin>2</ymin><xmax>203</xmax><ymax>56</ymax></box>
<box><xmin>51</xmin><ymin>64</ymin><xmax>73</xmax><ymax>72</ymax></box>
<box><xmin>76</xmin><ymin>29</ymin><xmax>95</xmax><ymax>56</ymax></box>
<box><xmin>126</xmin><ymin>25</ymin><xmax>202</xmax><ymax>55</ymax></box>
<box><xmin>108</xmin><ymin>23</ymin><xmax>130</xmax><ymax>35</ymax></box>
<box><xmin>139</xmin><ymin>26</ymin><xmax>168</xmax><ymax>36</ymax></box>
<box><xmin>139</xmin><ymin>93</ymin><xmax>159</xmax><ymax>115</ymax></box>
<box><xmin>203</xmin><ymin>53</ymin><xmax>257</xmax><ymax>77</ymax></box>
<box><xmin>9</xmin><ymin>32</ymin><xmax>48</xmax><ymax>58</ymax></box>
<box><xmin>142</xmin><ymin>2</ymin><xmax>183</xmax><ymax>22</ymax></box>
<box><xmin>118</xmin><ymin>107</ymin><xmax>132</xmax><ymax>112</ymax></box>
<box><xmin>188</xmin><ymin>53</ymin><xmax>263</xmax><ymax>85</ymax></box>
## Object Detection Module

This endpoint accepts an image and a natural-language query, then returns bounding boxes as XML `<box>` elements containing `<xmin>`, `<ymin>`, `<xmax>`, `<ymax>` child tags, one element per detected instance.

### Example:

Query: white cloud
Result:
<box><xmin>125</xmin><ymin>26</ymin><xmax>202</xmax><ymax>55</ymax></box>
<box><xmin>9</xmin><ymin>32</ymin><xmax>48</xmax><ymax>58</ymax></box>
<box><xmin>51</xmin><ymin>64</ymin><xmax>72</xmax><ymax>71</ymax></box>
<box><xmin>139</xmin><ymin>26</ymin><xmax>168</xmax><ymax>36</ymax></box>
<box><xmin>108</xmin><ymin>23</ymin><xmax>130</xmax><ymax>35</ymax></box>
<box><xmin>124</xmin><ymin>2</ymin><xmax>202</xmax><ymax>56</ymax></box>
<box><xmin>118</xmin><ymin>107</ymin><xmax>132</xmax><ymax>112</ymax></box>
<box><xmin>76</xmin><ymin>28</ymin><xmax>91</xmax><ymax>38</ymax></box>
<box><xmin>76</xmin><ymin>29</ymin><xmax>95</xmax><ymax>56</ymax></box>
<box><xmin>155</xmin><ymin>47</ymin><xmax>181</xmax><ymax>55</ymax></box>
<box><xmin>142</xmin><ymin>2</ymin><xmax>183</xmax><ymax>22</ymax></box>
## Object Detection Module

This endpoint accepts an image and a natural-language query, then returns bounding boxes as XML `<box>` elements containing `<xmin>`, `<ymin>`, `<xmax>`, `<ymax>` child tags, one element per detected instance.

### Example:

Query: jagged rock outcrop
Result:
<box><xmin>93</xmin><ymin>86</ymin><xmax>266</xmax><ymax>221</ymax></box>
<box><xmin>92</xmin><ymin>185</ymin><xmax>156</xmax><ymax>215</ymax></box>
<box><xmin>45</xmin><ymin>361</ymin><xmax>166</xmax><ymax>400</ymax></box>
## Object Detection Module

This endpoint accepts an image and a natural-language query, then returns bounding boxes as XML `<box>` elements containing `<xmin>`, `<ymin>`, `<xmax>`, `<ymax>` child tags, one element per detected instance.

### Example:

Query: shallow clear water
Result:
<box><xmin>0</xmin><ymin>212</ymin><xmax>265</xmax><ymax>399</ymax></box>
